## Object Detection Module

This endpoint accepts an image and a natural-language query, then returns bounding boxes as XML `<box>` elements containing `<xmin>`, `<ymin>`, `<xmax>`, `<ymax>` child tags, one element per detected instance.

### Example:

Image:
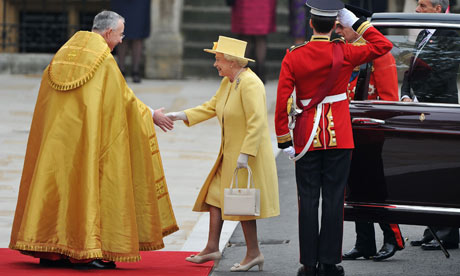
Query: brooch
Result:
<box><xmin>235</xmin><ymin>78</ymin><xmax>240</xmax><ymax>90</ymax></box>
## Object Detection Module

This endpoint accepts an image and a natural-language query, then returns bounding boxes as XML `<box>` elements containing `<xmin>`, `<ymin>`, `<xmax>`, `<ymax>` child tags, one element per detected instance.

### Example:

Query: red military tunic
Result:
<box><xmin>347</xmin><ymin>41</ymin><xmax>399</xmax><ymax>101</ymax></box>
<box><xmin>275</xmin><ymin>20</ymin><xmax>393</xmax><ymax>154</ymax></box>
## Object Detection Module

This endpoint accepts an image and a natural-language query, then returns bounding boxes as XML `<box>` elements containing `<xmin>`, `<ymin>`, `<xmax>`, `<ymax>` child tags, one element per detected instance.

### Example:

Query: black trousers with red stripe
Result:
<box><xmin>295</xmin><ymin>149</ymin><xmax>352</xmax><ymax>266</ymax></box>
<box><xmin>354</xmin><ymin>222</ymin><xmax>405</xmax><ymax>255</ymax></box>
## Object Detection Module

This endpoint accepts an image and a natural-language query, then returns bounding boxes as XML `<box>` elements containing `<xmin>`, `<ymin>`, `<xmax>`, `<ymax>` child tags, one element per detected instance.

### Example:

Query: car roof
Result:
<box><xmin>371</xmin><ymin>12</ymin><xmax>460</xmax><ymax>28</ymax></box>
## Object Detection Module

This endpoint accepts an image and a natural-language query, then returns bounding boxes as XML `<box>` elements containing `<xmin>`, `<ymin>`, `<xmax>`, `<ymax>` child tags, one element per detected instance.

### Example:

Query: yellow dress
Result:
<box><xmin>9</xmin><ymin>31</ymin><xmax>178</xmax><ymax>262</ymax></box>
<box><xmin>185</xmin><ymin>69</ymin><xmax>280</xmax><ymax>221</ymax></box>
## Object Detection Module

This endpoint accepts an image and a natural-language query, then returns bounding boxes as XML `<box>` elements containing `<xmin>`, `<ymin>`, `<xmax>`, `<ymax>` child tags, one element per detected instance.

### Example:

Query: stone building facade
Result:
<box><xmin>0</xmin><ymin>0</ymin><xmax>459</xmax><ymax>79</ymax></box>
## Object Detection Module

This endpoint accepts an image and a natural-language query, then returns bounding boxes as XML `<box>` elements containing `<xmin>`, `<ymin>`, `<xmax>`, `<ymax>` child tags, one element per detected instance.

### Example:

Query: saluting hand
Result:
<box><xmin>338</xmin><ymin>8</ymin><xmax>359</xmax><ymax>28</ymax></box>
<box><xmin>153</xmin><ymin>107</ymin><xmax>174</xmax><ymax>132</ymax></box>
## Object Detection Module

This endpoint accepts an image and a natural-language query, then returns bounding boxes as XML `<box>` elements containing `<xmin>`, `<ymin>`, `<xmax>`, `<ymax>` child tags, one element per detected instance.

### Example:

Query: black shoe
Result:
<box><xmin>39</xmin><ymin>258</ymin><xmax>72</xmax><ymax>267</ymax></box>
<box><xmin>317</xmin><ymin>263</ymin><xmax>344</xmax><ymax>276</ymax></box>
<box><xmin>132</xmin><ymin>72</ymin><xmax>142</xmax><ymax>83</ymax></box>
<box><xmin>342</xmin><ymin>247</ymin><xmax>374</xmax><ymax>260</ymax></box>
<box><xmin>421</xmin><ymin>240</ymin><xmax>459</xmax><ymax>250</ymax></box>
<box><xmin>410</xmin><ymin>236</ymin><xmax>432</xmax><ymax>246</ymax></box>
<box><xmin>74</xmin><ymin>259</ymin><xmax>116</xmax><ymax>269</ymax></box>
<box><xmin>372</xmin><ymin>243</ymin><xmax>403</xmax><ymax>261</ymax></box>
<box><xmin>297</xmin><ymin>265</ymin><xmax>317</xmax><ymax>276</ymax></box>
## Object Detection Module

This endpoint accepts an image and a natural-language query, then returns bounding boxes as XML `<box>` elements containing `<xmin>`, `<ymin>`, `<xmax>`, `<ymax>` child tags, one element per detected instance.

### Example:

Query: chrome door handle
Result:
<box><xmin>352</xmin><ymin>118</ymin><xmax>385</xmax><ymax>125</ymax></box>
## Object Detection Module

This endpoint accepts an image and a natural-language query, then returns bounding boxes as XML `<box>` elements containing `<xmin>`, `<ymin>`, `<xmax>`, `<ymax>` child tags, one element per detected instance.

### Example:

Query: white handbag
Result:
<box><xmin>223</xmin><ymin>166</ymin><xmax>260</xmax><ymax>216</ymax></box>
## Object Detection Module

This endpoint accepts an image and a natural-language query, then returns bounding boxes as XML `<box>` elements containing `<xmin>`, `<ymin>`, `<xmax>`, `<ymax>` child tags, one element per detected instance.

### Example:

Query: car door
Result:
<box><xmin>344</xmin><ymin>23</ymin><xmax>460</xmax><ymax>227</ymax></box>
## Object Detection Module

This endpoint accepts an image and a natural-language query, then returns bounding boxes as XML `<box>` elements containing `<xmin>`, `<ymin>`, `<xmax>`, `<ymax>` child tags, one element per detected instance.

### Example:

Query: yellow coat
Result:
<box><xmin>185</xmin><ymin>69</ymin><xmax>280</xmax><ymax>221</ymax></box>
<box><xmin>9</xmin><ymin>31</ymin><xmax>178</xmax><ymax>262</ymax></box>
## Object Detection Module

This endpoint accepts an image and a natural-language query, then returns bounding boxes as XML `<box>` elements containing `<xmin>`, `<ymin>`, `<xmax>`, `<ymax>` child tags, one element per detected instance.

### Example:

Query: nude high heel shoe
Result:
<box><xmin>230</xmin><ymin>253</ymin><xmax>264</xmax><ymax>272</ymax></box>
<box><xmin>185</xmin><ymin>251</ymin><xmax>222</xmax><ymax>264</ymax></box>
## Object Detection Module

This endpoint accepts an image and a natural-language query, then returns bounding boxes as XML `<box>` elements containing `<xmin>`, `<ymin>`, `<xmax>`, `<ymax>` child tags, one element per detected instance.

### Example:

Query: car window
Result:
<box><xmin>381</xmin><ymin>27</ymin><xmax>460</xmax><ymax>105</ymax></box>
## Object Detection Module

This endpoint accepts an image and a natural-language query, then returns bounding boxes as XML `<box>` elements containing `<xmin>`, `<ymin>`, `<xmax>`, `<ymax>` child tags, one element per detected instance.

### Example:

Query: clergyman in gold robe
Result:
<box><xmin>9</xmin><ymin>10</ymin><xmax>178</xmax><ymax>269</ymax></box>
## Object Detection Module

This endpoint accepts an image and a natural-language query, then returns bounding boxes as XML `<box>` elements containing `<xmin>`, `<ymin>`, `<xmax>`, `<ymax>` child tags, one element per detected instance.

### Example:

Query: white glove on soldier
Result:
<box><xmin>236</xmin><ymin>153</ymin><xmax>249</xmax><ymax>169</ymax></box>
<box><xmin>337</xmin><ymin>8</ymin><xmax>359</xmax><ymax>28</ymax></box>
<box><xmin>165</xmin><ymin>111</ymin><xmax>187</xmax><ymax>121</ymax></box>
<box><xmin>282</xmin><ymin>146</ymin><xmax>295</xmax><ymax>159</ymax></box>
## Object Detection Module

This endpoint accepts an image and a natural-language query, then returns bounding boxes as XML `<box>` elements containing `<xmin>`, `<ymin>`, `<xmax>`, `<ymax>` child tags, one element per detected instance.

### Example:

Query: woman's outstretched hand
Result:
<box><xmin>165</xmin><ymin>111</ymin><xmax>187</xmax><ymax>121</ymax></box>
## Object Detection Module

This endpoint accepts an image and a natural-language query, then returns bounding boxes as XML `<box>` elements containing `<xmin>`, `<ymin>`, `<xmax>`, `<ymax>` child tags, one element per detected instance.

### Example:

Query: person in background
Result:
<box><xmin>230</xmin><ymin>0</ymin><xmax>277</xmax><ymax>83</ymax></box>
<box><xmin>289</xmin><ymin>0</ymin><xmax>308</xmax><ymax>44</ymax></box>
<box><xmin>166</xmin><ymin>36</ymin><xmax>280</xmax><ymax>272</ymax></box>
<box><xmin>401</xmin><ymin>0</ymin><xmax>459</xmax><ymax>103</ymax></box>
<box><xmin>335</xmin><ymin>19</ymin><xmax>404</xmax><ymax>262</ymax></box>
<box><xmin>9</xmin><ymin>10</ymin><xmax>177</xmax><ymax>269</ymax></box>
<box><xmin>275</xmin><ymin>0</ymin><xmax>393</xmax><ymax>274</ymax></box>
<box><xmin>111</xmin><ymin>0</ymin><xmax>151</xmax><ymax>83</ymax></box>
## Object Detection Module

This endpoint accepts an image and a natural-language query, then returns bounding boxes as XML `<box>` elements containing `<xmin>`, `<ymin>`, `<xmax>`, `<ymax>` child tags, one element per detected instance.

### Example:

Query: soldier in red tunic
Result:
<box><xmin>335</xmin><ymin>20</ymin><xmax>405</xmax><ymax>262</ymax></box>
<box><xmin>343</xmin><ymin>40</ymin><xmax>399</xmax><ymax>101</ymax></box>
<box><xmin>275</xmin><ymin>1</ymin><xmax>393</xmax><ymax>275</ymax></box>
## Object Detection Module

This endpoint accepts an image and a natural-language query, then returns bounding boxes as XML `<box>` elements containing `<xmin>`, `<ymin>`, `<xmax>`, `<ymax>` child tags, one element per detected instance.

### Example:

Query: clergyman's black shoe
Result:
<box><xmin>342</xmin><ymin>247</ymin><xmax>374</xmax><ymax>260</ymax></box>
<box><xmin>297</xmin><ymin>265</ymin><xmax>317</xmax><ymax>276</ymax></box>
<box><xmin>410</xmin><ymin>236</ymin><xmax>432</xmax><ymax>246</ymax></box>
<box><xmin>317</xmin><ymin>263</ymin><xmax>344</xmax><ymax>276</ymax></box>
<box><xmin>421</xmin><ymin>240</ymin><xmax>459</xmax><ymax>251</ymax></box>
<box><xmin>75</xmin><ymin>259</ymin><xmax>116</xmax><ymax>269</ymax></box>
<box><xmin>39</xmin><ymin>258</ymin><xmax>72</xmax><ymax>267</ymax></box>
<box><xmin>373</xmin><ymin>243</ymin><xmax>403</xmax><ymax>261</ymax></box>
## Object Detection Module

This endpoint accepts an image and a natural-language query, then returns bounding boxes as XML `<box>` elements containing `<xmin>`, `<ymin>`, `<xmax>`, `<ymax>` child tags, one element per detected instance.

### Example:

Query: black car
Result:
<box><xmin>344</xmin><ymin>13</ymin><xmax>460</xmax><ymax>238</ymax></box>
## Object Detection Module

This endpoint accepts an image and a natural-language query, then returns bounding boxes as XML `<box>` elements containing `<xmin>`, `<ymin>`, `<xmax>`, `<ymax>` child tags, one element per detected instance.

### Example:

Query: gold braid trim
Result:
<box><xmin>356</xmin><ymin>21</ymin><xmax>372</xmax><ymax>36</ymax></box>
<box><xmin>162</xmin><ymin>225</ymin><xmax>179</xmax><ymax>237</ymax></box>
<box><xmin>277</xmin><ymin>133</ymin><xmax>292</xmax><ymax>144</ymax></box>
<box><xmin>11</xmin><ymin>242</ymin><xmax>141</xmax><ymax>262</ymax></box>
<box><xmin>139</xmin><ymin>243</ymin><xmax>165</xmax><ymax>251</ymax></box>
<box><xmin>47</xmin><ymin>47</ymin><xmax>110</xmax><ymax>92</ymax></box>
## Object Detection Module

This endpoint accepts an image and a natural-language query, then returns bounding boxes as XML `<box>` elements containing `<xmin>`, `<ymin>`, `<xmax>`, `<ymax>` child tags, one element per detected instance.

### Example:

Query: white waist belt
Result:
<box><xmin>291</xmin><ymin>92</ymin><xmax>347</xmax><ymax>162</ymax></box>
<box><xmin>300</xmin><ymin>93</ymin><xmax>347</xmax><ymax>107</ymax></box>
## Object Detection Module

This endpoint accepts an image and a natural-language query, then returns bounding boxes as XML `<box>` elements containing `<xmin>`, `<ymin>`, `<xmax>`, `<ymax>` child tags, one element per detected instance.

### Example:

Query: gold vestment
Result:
<box><xmin>9</xmin><ymin>31</ymin><xmax>178</xmax><ymax>262</ymax></box>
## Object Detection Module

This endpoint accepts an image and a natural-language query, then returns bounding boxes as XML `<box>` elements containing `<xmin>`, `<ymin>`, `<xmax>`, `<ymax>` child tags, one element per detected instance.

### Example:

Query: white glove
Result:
<box><xmin>165</xmin><ymin>111</ymin><xmax>187</xmax><ymax>121</ymax></box>
<box><xmin>282</xmin><ymin>146</ymin><xmax>295</xmax><ymax>159</ymax></box>
<box><xmin>337</xmin><ymin>8</ymin><xmax>359</xmax><ymax>28</ymax></box>
<box><xmin>236</xmin><ymin>153</ymin><xmax>249</xmax><ymax>169</ymax></box>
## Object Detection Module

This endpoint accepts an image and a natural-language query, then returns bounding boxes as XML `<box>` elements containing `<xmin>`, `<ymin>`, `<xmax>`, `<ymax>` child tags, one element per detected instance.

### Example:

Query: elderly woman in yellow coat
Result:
<box><xmin>166</xmin><ymin>36</ymin><xmax>279</xmax><ymax>272</ymax></box>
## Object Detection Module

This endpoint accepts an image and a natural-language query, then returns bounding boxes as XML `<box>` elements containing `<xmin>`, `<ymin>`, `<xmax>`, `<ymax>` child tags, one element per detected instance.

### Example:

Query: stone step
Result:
<box><xmin>181</xmin><ymin>0</ymin><xmax>292</xmax><ymax>80</ymax></box>
<box><xmin>183</xmin><ymin>41</ymin><xmax>290</xmax><ymax>61</ymax></box>
<box><xmin>183</xmin><ymin>59</ymin><xmax>282</xmax><ymax>80</ymax></box>
<box><xmin>184</xmin><ymin>0</ymin><xmax>228</xmax><ymax>7</ymax></box>
<box><xmin>183</xmin><ymin>7</ymin><xmax>231</xmax><ymax>24</ymax></box>
<box><xmin>182</xmin><ymin>5</ymin><xmax>290</xmax><ymax>26</ymax></box>
<box><xmin>184</xmin><ymin>0</ymin><xmax>290</xmax><ymax>7</ymax></box>
<box><xmin>181</xmin><ymin>23</ymin><xmax>291</xmax><ymax>44</ymax></box>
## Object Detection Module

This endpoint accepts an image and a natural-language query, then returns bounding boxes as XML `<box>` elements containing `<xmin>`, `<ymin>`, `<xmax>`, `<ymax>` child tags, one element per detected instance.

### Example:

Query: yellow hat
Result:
<box><xmin>204</xmin><ymin>36</ymin><xmax>255</xmax><ymax>62</ymax></box>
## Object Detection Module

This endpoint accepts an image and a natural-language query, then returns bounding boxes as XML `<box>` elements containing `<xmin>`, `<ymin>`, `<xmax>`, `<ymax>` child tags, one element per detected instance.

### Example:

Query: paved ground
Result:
<box><xmin>1</xmin><ymin>74</ymin><xmax>459</xmax><ymax>276</ymax></box>
<box><xmin>211</xmin><ymin>155</ymin><xmax>460</xmax><ymax>276</ymax></box>
<box><xmin>0</xmin><ymin>74</ymin><xmax>279</xmax><ymax>252</ymax></box>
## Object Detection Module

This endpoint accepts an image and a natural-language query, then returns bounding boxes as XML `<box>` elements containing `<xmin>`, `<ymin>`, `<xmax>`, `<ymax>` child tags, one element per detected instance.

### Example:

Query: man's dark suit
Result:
<box><xmin>401</xmin><ymin>29</ymin><xmax>460</xmax><ymax>104</ymax></box>
<box><xmin>402</xmin><ymin>29</ymin><xmax>460</xmax><ymax>249</ymax></box>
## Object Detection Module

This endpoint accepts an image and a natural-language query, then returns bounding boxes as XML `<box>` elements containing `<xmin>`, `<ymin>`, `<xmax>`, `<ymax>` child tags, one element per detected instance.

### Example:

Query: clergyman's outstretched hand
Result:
<box><xmin>153</xmin><ymin>107</ymin><xmax>174</xmax><ymax>132</ymax></box>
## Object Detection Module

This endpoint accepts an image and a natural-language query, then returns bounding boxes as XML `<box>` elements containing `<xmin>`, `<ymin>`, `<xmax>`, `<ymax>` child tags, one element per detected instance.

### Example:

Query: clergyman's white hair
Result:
<box><xmin>92</xmin><ymin>10</ymin><xmax>125</xmax><ymax>32</ymax></box>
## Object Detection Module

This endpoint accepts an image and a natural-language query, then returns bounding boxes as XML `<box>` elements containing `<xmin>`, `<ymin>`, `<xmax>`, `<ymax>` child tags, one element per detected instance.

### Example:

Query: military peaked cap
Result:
<box><xmin>306</xmin><ymin>0</ymin><xmax>345</xmax><ymax>17</ymax></box>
